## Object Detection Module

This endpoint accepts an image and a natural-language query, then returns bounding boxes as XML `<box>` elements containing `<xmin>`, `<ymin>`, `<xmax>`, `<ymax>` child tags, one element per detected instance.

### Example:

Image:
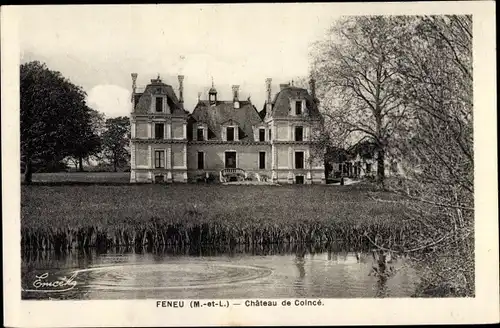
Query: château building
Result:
<box><xmin>129</xmin><ymin>73</ymin><xmax>325</xmax><ymax>184</ymax></box>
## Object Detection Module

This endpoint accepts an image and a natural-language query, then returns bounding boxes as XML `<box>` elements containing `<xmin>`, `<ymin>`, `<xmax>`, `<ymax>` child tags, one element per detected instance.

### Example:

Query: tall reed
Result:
<box><xmin>21</xmin><ymin>183</ymin><xmax>413</xmax><ymax>252</ymax></box>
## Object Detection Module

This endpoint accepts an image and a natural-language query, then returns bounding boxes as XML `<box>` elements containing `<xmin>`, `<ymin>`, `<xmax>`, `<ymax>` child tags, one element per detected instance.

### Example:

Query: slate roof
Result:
<box><xmin>132</xmin><ymin>78</ymin><xmax>322</xmax><ymax>142</ymax></box>
<box><xmin>191</xmin><ymin>100</ymin><xmax>262</xmax><ymax>141</ymax></box>
<box><xmin>133</xmin><ymin>80</ymin><xmax>187</xmax><ymax>115</ymax></box>
<box><xmin>268</xmin><ymin>86</ymin><xmax>321</xmax><ymax>119</ymax></box>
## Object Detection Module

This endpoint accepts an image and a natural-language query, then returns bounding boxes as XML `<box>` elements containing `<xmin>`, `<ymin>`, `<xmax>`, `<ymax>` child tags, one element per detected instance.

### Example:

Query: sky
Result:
<box><xmin>19</xmin><ymin>4</ymin><xmax>339</xmax><ymax>117</ymax></box>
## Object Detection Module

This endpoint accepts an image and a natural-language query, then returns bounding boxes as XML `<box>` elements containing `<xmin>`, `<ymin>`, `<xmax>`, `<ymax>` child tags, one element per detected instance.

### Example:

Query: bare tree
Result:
<box><xmin>311</xmin><ymin>15</ymin><xmax>474</xmax><ymax>296</ymax></box>
<box><xmin>311</xmin><ymin>16</ymin><xmax>410</xmax><ymax>185</ymax></box>
<box><xmin>387</xmin><ymin>15</ymin><xmax>474</xmax><ymax>296</ymax></box>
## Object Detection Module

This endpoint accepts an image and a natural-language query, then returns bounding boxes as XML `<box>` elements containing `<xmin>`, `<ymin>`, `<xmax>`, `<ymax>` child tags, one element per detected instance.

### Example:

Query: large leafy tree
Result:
<box><xmin>67</xmin><ymin>107</ymin><xmax>104</xmax><ymax>171</ymax></box>
<box><xmin>20</xmin><ymin>61</ymin><xmax>90</xmax><ymax>183</ymax></box>
<box><xmin>101</xmin><ymin>116</ymin><xmax>130</xmax><ymax>172</ymax></box>
<box><xmin>311</xmin><ymin>16</ymin><xmax>410</xmax><ymax>185</ymax></box>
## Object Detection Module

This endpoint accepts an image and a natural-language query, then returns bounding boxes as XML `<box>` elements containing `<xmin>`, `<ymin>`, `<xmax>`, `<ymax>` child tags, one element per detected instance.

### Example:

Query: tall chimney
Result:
<box><xmin>265</xmin><ymin>78</ymin><xmax>272</xmax><ymax>104</ymax></box>
<box><xmin>265</xmin><ymin>78</ymin><xmax>272</xmax><ymax>114</ymax></box>
<box><xmin>232</xmin><ymin>85</ymin><xmax>240</xmax><ymax>101</ymax></box>
<box><xmin>232</xmin><ymin>85</ymin><xmax>240</xmax><ymax>109</ymax></box>
<box><xmin>178</xmin><ymin>75</ymin><xmax>184</xmax><ymax>104</ymax></box>
<box><xmin>131</xmin><ymin>73</ymin><xmax>138</xmax><ymax>102</ymax></box>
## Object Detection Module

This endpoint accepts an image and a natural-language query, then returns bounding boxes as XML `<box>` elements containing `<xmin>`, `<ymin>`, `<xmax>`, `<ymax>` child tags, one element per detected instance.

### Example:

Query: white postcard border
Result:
<box><xmin>2</xmin><ymin>2</ymin><xmax>498</xmax><ymax>326</ymax></box>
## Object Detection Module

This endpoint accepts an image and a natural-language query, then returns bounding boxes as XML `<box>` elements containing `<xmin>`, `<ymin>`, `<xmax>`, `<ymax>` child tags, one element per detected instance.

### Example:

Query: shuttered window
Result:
<box><xmin>155</xmin><ymin>150</ymin><xmax>165</xmax><ymax>168</ymax></box>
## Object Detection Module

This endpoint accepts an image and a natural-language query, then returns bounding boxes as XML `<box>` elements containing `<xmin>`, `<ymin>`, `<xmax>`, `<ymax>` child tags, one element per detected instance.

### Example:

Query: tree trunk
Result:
<box><xmin>377</xmin><ymin>149</ymin><xmax>385</xmax><ymax>186</ymax></box>
<box><xmin>78</xmin><ymin>156</ymin><xmax>84</xmax><ymax>172</ymax></box>
<box><xmin>24</xmin><ymin>157</ymin><xmax>33</xmax><ymax>184</ymax></box>
<box><xmin>113</xmin><ymin>156</ymin><xmax>117</xmax><ymax>172</ymax></box>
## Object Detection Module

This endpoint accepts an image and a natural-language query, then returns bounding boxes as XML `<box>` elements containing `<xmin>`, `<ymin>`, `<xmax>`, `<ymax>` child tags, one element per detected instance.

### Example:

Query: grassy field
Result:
<box><xmin>29</xmin><ymin>172</ymin><xmax>130</xmax><ymax>184</ymax></box>
<box><xmin>21</xmin><ymin>178</ymin><xmax>412</xmax><ymax>251</ymax></box>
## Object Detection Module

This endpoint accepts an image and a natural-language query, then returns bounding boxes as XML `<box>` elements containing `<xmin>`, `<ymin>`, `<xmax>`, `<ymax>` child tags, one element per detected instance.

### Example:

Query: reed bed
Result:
<box><xmin>21</xmin><ymin>183</ymin><xmax>413</xmax><ymax>252</ymax></box>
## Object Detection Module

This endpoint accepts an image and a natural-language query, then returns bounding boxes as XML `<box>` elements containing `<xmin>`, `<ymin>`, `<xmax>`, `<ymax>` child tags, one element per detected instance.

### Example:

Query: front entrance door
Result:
<box><xmin>225</xmin><ymin>152</ymin><xmax>237</xmax><ymax>168</ymax></box>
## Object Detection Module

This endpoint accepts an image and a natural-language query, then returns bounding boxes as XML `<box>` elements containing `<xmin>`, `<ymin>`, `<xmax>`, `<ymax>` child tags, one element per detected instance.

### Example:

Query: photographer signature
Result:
<box><xmin>22</xmin><ymin>272</ymin><xmax>78</xmax><ymax>293</ymax></box>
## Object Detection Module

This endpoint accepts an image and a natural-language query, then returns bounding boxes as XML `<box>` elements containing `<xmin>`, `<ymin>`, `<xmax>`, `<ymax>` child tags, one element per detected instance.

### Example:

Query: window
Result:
<box><xmin>197</xmin><ymin>128</ymin><xmax>204</xmax><ymax>141</ymax></box>
<box><xmin>197</xmin><ymin>151</ymin><xmax>204</xmax><ymax>169</ymax></box>
<box><xmin>225</xmin><ymin>151</ymin><xmax>236</xmax><ymax>168</ymax></box>
<box><xmin>366</xmin><ymin>163</ymin><xmax>372</xmax><ymax>173</ymax></box>
<box><xmin>155</xmin><ymin>150</ymin><xmax>165</xmax><ymax>168</ymax></box>
<box><xmin>154</xmin><ymin>123</ymin><xmax>164</xmax><ymax>139</ymax></box>
<box><xmin>295</xmin><ymin>176</ymin><xmax>304</xmax><ymax>184</ymax></box>
<box><xmin>226</xmin><ymin>127</ymin><xmax>235</xmax><ymax>141</ymax></box>
<box><xmin>259</xmin><ymin>128</ymin><xmax>265</xmax><ymax>142</ymax></box>
<box><xmin>269</xmin><ymin>129</ymin><xmax>272</xmax><ymax>141</ymax></box>
<box><xmin>155</xmin><ymin>97</ymin><xmax>163</xmax><ymax>112</ymax></box>
<box><xmin>295</xmin><ymin>126</ymin><xmax>303</xmax><ymax>141</ymax></box>
<box><xmin>295</xmin><ymin>151</ymin><xmax>304</xmax><ymax>169</ymax></box>
<box><xmin>295</xmin><ymin>101</ymin><xmax>302</xmax><ymax>115</ymax></box>
<box><xmin>259</xmin><ymin>152</ymin><xmax>266</xmax><ymax>169</ymax></box>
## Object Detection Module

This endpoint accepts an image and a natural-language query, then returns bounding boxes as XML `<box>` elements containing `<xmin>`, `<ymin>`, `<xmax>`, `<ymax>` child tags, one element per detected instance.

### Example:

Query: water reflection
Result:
<box><xmin>21</xmin><ymin>244</ymin><xmax>418</xmax><ymax>300</ymax></box>
<box><xmin>369</xmin><ymin>250</ymin><xmax>400</xmax><ymax>298</ymax></box>
<box><xmin>293</xmin><ymin>246</ymin><xmax>307</xmax><ymax>297</ymax></box>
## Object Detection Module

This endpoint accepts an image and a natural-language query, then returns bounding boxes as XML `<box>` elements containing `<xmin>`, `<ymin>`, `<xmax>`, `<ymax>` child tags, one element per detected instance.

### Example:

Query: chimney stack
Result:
<box><xmin>178</xmin><ymin>75</ymin><xmax>184</xmax><ymax>104</ymax></box>
<box><xmin>197</xmin><ymin>91</ymin><xmax>202</xmax><ymax>102</ymax></box>
<box><xmin>265</xmin><ymin>78</ymin><xmax>272</xmax><ymax>104</ymax></box>
<box><xmin>232</xmin><ymin>85</ymin><xmax>240</xmax><ymax>108</ymax></box>
<box><xmin>131</xmin><ymin>73</ymin><xmax>138</xmax><ymax>102</ymax></box>
<box><xmin>265</xmin><ymin>78</ymin><xmax>272</xmax><ymax>114</ymax></box>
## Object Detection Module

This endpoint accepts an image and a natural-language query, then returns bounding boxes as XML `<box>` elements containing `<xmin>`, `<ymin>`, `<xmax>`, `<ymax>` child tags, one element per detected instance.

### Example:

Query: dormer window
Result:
<box><xmin>197</xmin><ymin>127</ymin><xmax>204</xmax><ymax>141</ymax></box>
<box><xmin>226</xmin><ymin>127</ymin><xmax>235</xmax><ymax>141</ymax></box>
<box><xmin>155</xmin><ymin>97</ymin><xmax>163</xmax><ymax>112</ymax></box>
<box><xmin>295</xmin><ymin>101</ymin><xmax>302</xmax><ymax>115</ymax></box>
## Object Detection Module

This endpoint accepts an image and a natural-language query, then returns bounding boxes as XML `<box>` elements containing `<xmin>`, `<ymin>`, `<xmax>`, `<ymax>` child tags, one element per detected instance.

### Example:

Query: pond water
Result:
<box><xmin>21</xmin><ymin>245</ymin><xmax>420</xmax><ymax>300</ymax></box>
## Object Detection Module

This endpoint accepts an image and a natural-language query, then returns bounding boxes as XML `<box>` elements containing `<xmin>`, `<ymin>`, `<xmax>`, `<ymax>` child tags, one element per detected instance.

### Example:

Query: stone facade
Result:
<box><xmin>130</xmin><ymin>74</ymin><xmax>325</xmax><ymax>184</ymax></box>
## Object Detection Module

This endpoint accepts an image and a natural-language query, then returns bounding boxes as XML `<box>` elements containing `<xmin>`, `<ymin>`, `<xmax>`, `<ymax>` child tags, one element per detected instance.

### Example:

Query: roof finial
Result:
<box><xmin>211</xmin><ymin>76</ymin><xmax>214</xmax><ymax>88</ymax></box>
<box><xmin>291</xmin><ymin>79</ymin><xmax>294</xmax><ymax>87</ymax></box>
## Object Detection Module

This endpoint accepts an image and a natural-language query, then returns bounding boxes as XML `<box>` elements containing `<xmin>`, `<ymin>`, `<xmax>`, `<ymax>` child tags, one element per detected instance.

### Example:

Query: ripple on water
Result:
<box><xmin>72</xmin><ymin>262</ymin><xmax>273</xmax><ymax>291</ymax></box>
